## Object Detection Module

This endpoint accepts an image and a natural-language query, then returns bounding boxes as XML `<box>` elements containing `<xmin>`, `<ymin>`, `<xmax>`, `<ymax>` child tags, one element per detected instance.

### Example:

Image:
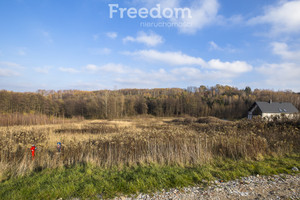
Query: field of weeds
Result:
<box><xmin>0</xmin><ymin>117</ymin><xmax>299</xmax><ymax>179</ymax></box>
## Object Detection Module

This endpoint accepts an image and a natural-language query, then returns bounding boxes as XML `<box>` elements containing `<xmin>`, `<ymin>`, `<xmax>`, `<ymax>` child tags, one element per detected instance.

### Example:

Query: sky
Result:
<box><xmin>0</xmin><ymin>0</ymin><xmax>300</xmax><ymax>92</ymax></box>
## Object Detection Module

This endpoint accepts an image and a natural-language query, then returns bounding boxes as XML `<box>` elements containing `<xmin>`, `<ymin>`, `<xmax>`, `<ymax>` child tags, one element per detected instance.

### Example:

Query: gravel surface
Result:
<box><xmin>113</xmin><ymin>174</ymin><xmax>300</xmax><ymax>200</ymax></box>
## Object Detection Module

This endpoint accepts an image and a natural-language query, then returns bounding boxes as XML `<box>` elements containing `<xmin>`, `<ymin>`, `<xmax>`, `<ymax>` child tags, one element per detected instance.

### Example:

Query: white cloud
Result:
<box><xmin>85</xmin><ymin>64</ymin><xmax>98</xmax><ymax>71</ymax></box>
<box><xmin>114</xmin><ymin>68</ymin><xmax>176</xmax><ymax>87</ymax></box>
<box><xmin>35</xmin><ymin>66</ymin><xmax>51</xmax><ymax>74</ymax></box>
<box><xmin>113</xmin><ymin>66</ymin><xmax>237</xmax><ymax>88</ymax></box>
<box><xmin>225</xmin><ymin>15</ymin><xmax>243</xmax><ymax>25</ymax></box>
<box><xmin>123</xmin><ymin>31</ymin><xmax>163</xmax><ymax>47</ymax></box>
<box><xmin>132</xmin><ymin>0</ymin><xmax>247</xmax><ymax>34</ymax></box>
<box><xmin>85</xmin><ymin>63</ymin><xmax>137</xmax><ymax>74</ymax></box>
<box><xmin>99</xmin><ymin>63</ymin><xmax>127</xmax><ymax>73</ymax></box>
<box><xmin>125</xmin><ymin>50</ymin><xmax>205</xmax><ymax>65</ymax></box>
<box><xmin>257</xmin><ymin>62</ymin><xmax>300</xmax><ymax>91</ymax></box>
<box><xmin>0</xmin><ymin>61</ymin><xmax>23</xmax><ymax>77</ymax></box>
<box><xmin>207</xmin><ymin>59</ymin><xmax>252</xmax><ymax>74</ymax></box>
<box><xmin>248</xmin><ymin>0</ymin><xmax>300</xmax><ymax>35</ymax></box>
<box><xmin>90</xmin><ymin>48</ymin><xmax>112</xmax><ymax>55</ymax></box>
<box><xmin>112</xmin><ymin>48</ymin><xmax>253</xmax><ymax>87</ymax></box>
<box><xmin>106</xmin><ymin>32</ymin><xmax>118</xmax><ymax>39</ymax></box>
<box><xmin>170</xmin><ymin>67</ymin><xmax>234</xmax><ymax>81</ymax></box>
<box><xmin>84</xmin><ymin>63</ymin><xmax>157</xmax><ymax>87</ymax></box>
<box><xmin>209</xmin><ymin>41</ymin><xmax>237</xmax><ymax>53</ymax></box>
<box><xmin>134</xmin><ymin>0</ymin><xmax>179</xmax><ymax>8</ymax></box>
<box><xmin>125</xmin><ymin>49</ymin><xmax>252</xmax><ymax>74</ymax></box>
<box><xmin>209</xmin><ymin>41</ymin><xmax>222</xmax><ymax>51</ymax></box>
<box><xmin>149</xmin><ymin>68</ymin><xmax>175</xmax><ymax>81</ymax></box>
<box><xmin>171</xmin><ymin>67</ymin><xmax>201</xmax><ymax>79</ymax></box>
<box><xmin>58</xmin><ymin>67</ymin><xmax>80</xmax><ymax>73</ymax></box>
<box><xmin>255</xmin><ymin>40</ymin><xmax>300</xmax><ymax>92</ymax></box>
<box><xmin>0</xmin><ymin>68</ymin><xmax>19</xmax><ymax>77</ymax></box>
<box><xmin>173</xmin><ymin>0</ymin><xmax>220</xmax><ymax>34</ymax></box>
<box><xmin>271</xmin><ymin>42</ymin><xmax>300</xmax><ymax>61</ymax></box>
<box><xmin>134</xmin><ymin>0</ymin><xmax>219</xmax><ymax>34</ymax></box>
<box><xmin>0</xmin><ymin>61</ymin><xmax>22</xmax><ymax>68</ymax></box>
<box><xmin>79</xmin><ymin>59</ymin><xmax>251</xmax><ymax>88</ymax></box>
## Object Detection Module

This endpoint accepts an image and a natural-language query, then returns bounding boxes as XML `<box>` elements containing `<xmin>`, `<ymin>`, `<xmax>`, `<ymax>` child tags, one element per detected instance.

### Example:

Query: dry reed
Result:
<box><xmin>0</xmin><ymin>113</ymin><xmax>84</xmax><ymax>126</ymax></box>
<box><xmin>0</xmin><ymin>117</ymin><xmax>299</xmax><ymax>177</ymax></box>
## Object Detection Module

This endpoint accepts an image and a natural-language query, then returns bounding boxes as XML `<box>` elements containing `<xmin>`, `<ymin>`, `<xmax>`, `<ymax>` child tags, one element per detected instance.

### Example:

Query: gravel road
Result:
<box><xmin>113</xmin><ymin>174</ymin><xmax>300</xmax><ymax>200</ymax></box>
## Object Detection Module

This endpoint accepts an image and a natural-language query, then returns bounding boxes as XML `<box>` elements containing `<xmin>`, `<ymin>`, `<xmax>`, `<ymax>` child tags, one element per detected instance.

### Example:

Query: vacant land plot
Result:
<box><xmin>0</xmin><ymin>117</ymin><xmax>299</xmax><ymax>199</ymax></box>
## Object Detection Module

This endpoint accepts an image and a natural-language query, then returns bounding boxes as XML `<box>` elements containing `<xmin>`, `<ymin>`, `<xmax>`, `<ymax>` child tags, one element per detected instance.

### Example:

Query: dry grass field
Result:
<box><xmin>1</xmin><ymin>116</ymin><xmax>299</xmax><ymax>180</ymax></box>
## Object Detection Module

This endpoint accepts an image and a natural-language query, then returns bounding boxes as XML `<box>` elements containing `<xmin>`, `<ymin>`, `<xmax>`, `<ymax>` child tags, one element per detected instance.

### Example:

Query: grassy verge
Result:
<box><xmin>1</xmin><ymin>155</ymin><xmax>299</xmax><ymax>200</ymax></box>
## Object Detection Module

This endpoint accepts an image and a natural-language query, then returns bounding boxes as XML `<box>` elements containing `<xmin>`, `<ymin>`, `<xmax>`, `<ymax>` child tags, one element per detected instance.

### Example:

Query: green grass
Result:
<box><xmin>1</xmin><ymin>155</ymin><xmax>299</xmax><ymax>200</ymax></box>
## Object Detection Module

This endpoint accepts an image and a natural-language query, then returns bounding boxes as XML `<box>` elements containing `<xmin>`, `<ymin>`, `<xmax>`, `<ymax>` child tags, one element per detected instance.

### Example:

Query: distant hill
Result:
<box><xmin>1</xmin><ymin>85</ymin><xmax>300</xmax><ymax>119</ymax></box>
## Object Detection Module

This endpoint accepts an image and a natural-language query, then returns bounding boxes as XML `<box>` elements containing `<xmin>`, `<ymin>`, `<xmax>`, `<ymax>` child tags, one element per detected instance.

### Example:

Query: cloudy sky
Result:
<box><xmin>0</xmin><ymin>0</ymin><xmax>300</xmax><ymax>92</ymax></box>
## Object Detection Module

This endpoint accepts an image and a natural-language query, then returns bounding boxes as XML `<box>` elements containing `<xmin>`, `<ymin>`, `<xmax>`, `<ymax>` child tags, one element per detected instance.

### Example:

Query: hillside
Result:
<box><xmin>1</xmin><ymin>85</ymin><xmax>300</xmax><ymax>120</ymax></box>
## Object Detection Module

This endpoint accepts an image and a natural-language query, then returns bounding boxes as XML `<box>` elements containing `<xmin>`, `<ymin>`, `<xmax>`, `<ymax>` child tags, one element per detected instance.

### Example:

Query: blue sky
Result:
<box><xmin>0</xmin><ymin>0</ymin><xmax>300</xmax><ymax>92</ymax></box>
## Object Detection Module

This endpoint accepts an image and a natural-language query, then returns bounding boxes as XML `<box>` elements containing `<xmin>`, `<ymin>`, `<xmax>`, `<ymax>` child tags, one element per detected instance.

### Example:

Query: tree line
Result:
<box><xmin>0</xmin><ymin>85</ymin><xmax>299</xmax><ymax>119</ymax></box>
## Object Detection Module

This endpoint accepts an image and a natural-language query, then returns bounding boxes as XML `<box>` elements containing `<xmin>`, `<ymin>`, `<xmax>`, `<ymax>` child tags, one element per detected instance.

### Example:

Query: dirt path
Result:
<box><xmin>113</xmin><ymin>174</ymin><xmax>300</xmax><ymax>200</ymax></box>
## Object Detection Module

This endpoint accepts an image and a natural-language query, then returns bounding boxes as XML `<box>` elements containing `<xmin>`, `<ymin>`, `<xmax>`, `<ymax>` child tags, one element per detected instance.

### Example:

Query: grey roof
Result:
<box><xmin>255</xmin><ymin>101</ymin><xmax>299</xmax><ymax>114</ymax></box>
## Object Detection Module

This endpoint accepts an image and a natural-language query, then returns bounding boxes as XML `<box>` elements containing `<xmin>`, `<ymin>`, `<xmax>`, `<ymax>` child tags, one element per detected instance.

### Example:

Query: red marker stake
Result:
<box><xmin>31</xmin><ymin>145</ymin><xmax>36</xmax><ymax>160</ymax></box>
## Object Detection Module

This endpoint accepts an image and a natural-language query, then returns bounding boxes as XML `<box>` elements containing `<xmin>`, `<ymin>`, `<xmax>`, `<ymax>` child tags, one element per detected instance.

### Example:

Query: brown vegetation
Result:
<box><xmin>0</xmin><ymin>113</ymin><xmax>84</xmax><ymax>126</ymax></box>
<box><xmin>1</xmin><ymin>85</ymin><xmax>300</xmax><ymax>120</ymax></box>
<box><xmin>0</xmin><ymin>117</ymin><xmax>299</xmax><ymax>178</ymax></box>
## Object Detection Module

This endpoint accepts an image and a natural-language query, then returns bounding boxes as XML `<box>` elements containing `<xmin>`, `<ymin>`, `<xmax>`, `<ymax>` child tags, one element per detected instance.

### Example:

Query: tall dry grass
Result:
<box><xmin>0</xmin><ymin>113</ymin><xmax>84</xmax><ymax>126</ymax></box>
<box><xmin>0</xmin><ymin>117</ymin><xmax>299</xmax><ymax>177</ymax></box>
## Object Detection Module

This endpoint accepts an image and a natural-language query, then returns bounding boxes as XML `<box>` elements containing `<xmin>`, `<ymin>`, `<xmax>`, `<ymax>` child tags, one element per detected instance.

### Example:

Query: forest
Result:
<box><xmin>1</xmin><ymin>85</ymin><xmax>300</xmax><ymax>199</ymax></box>
<box><xmin>0</xmin><ymin>85</ymin><xmax>300</xmax><ymax>120</ymax></box>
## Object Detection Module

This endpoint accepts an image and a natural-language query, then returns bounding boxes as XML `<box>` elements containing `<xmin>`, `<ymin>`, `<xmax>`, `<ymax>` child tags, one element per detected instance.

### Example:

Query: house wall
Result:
<box><xmin>261</xmin><ymin>113</ymin><xmax>297</xmax><ymax>119</ymax></box>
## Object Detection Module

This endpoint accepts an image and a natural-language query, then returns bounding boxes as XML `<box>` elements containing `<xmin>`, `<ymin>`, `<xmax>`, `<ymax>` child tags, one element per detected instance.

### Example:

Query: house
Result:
<box><xmin>248</xmin><ymin>100</ymin><xmax>299</xmax><ymax>119</ymax></box>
